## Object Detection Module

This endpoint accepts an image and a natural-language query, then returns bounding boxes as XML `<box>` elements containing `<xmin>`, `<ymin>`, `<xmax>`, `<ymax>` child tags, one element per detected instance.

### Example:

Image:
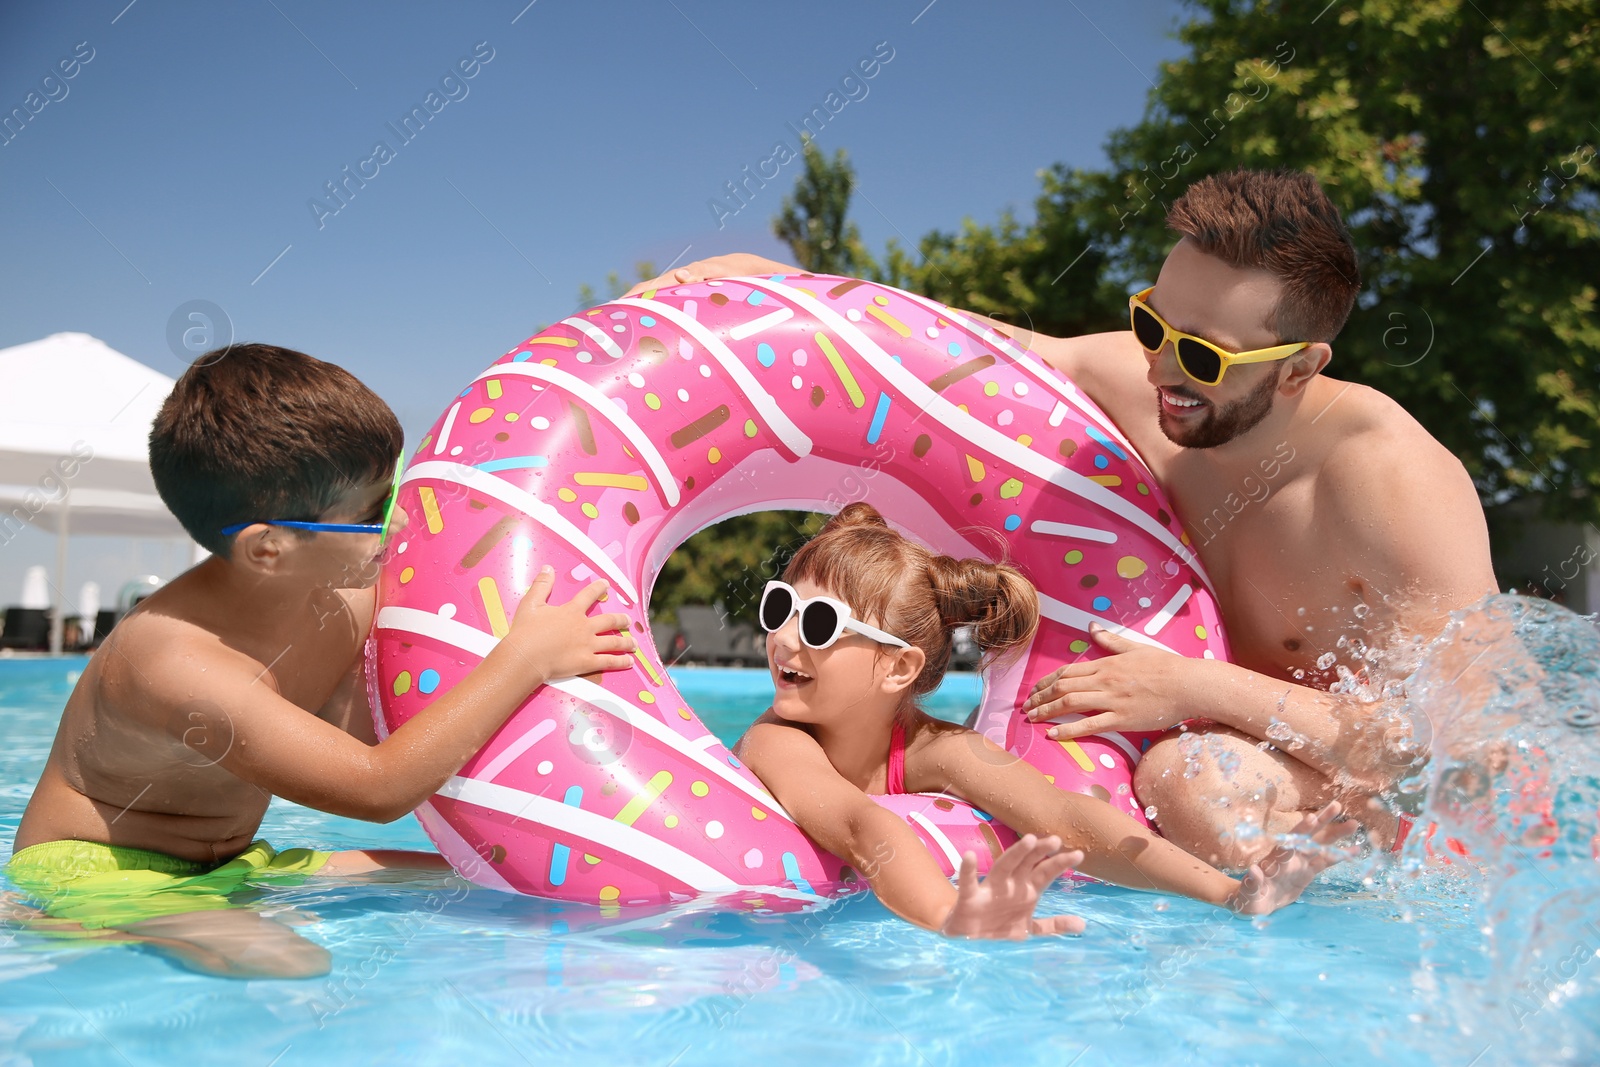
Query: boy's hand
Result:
<box><xmin>499</xmin><ymin>566</ymin><xmax>635</xmax><ymax>686</ymax></box>
<box><xmin>939</xmin><ymin>835</ymin><xmax>1086</xmax><ymax>940</ymax></box>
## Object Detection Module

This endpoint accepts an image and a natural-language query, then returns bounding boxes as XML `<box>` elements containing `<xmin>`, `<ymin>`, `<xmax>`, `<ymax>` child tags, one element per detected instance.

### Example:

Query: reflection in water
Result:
<box><xmin>1400</xmin><ymin>595</ymin><xmax>1599</xmax><ymax>1062</ymax></box>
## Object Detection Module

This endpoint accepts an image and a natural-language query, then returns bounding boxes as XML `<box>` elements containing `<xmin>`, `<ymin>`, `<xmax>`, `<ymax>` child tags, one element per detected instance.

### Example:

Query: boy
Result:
<box><xmin>6</xmin><ymin>344</ymin><xmax>635</xmax><ymax>978</ymax></box>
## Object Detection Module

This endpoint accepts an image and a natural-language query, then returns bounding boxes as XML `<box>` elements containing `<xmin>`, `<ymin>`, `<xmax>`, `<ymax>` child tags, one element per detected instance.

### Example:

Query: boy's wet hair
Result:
<box><xmin>149</xmin><ymin>344</ymin><xmax>403</xmax><ymax>557</ymax></box>
<box><xmin>783</xmin><ymin>502</ymin><xmax>1039</xmax><ymax>706</ymax></box>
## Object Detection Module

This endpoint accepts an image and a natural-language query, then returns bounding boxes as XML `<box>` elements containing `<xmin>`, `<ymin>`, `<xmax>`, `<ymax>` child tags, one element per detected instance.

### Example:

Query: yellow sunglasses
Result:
<box><xmin>1128</xmin><ymin>286</ymin><xmax>1308</xmax><ymax>386</ymax></box>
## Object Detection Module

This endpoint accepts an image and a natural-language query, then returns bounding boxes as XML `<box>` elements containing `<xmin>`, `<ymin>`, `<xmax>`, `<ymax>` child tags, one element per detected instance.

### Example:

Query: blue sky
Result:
<box><xmin>0</xmin><ymin>0</ymin><xmax>1187</xmax><ymax>605</ymax></box>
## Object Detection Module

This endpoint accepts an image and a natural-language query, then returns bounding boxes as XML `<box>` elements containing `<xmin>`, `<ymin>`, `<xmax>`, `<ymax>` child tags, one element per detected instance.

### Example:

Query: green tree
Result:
<box><xmin>575</xmin><ymin>261</ymin><xmax>657</xmax><ymax>310</ymax></box>
<box><xmin>773</xmin><ymin>0</ymin><xmax>1600</xmax><ymax>522</ymax></box>
<box><xmin>649</xmin><ymin>511</ymin><xmax>826</xmax><ymax>629</ymax></box>
<box><xmin>1097</xmin><ymin>0</ymin><xmax>1600</xmax><ymax>518</ymax></box>
<box><xmin>774</xmin><ymin>137</ymin><xmax>874</xmax><ymax>276</ymax></box>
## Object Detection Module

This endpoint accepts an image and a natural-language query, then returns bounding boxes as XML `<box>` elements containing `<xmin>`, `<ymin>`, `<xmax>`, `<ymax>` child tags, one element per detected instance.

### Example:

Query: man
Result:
<box><xmin>628</xmin><ymin>168</ymin><xmax>1497</xmax><ymax>865</ymax></box>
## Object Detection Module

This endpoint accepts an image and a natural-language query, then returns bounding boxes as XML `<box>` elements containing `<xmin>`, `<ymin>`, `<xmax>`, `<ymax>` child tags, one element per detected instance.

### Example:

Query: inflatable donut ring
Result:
<box><xmin>371</xmin><ymin>273</ymin><xmax>1230</xmax><ymax>907</ymax></box>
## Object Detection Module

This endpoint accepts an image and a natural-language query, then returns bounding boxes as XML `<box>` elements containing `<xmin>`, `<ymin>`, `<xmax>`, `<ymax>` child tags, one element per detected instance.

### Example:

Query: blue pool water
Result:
<box><xmin>0</xmin><ymin>635</ymin><xmax>1593</xmax><ymax>1066</ymax></box>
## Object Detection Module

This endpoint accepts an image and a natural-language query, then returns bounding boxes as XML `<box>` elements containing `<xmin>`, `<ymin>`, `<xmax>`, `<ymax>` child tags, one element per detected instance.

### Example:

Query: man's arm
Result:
<box><xmin>1032</xmin><ymin>431</ymin><xmax>1497</xmax><ymax>787</ymax></box>
<box><xmin>625</xmin><ymin>253</ymin><xmax>803</xmax><ymax>297</ymax></box>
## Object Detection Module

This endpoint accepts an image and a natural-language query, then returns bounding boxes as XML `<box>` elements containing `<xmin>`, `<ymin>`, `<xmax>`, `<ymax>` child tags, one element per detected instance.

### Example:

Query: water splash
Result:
<box><xmin>1400</xmin><ymin>594</ymin><xmax>1600</xmax><ymax>1063</ymax></box>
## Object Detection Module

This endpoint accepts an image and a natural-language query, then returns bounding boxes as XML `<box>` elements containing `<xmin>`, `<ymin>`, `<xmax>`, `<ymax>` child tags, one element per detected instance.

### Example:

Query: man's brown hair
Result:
<box><xmin>1166</xmin><ymin>168</ymin><xmax>1360</xmax><ymax>343</ymax></box>
<box><xmin>150</xmin><ymin>344</ymin><xmax>403</xmax><ymax>557</ymax></box>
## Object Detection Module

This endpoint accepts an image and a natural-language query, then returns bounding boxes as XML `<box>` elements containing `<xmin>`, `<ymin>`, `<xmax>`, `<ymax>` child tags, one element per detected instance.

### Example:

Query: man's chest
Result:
<box><xmin>1172</xmin><ymin>477</ymin><xmax>1371</xmax><ymax>682</ymax></box>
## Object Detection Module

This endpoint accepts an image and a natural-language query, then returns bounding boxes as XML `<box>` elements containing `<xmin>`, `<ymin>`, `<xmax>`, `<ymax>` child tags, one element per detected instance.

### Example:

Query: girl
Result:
<box><xmin>734</xmin><ymin>504</ymin><xmax>1354</xmax><ymax>940</ymax></box>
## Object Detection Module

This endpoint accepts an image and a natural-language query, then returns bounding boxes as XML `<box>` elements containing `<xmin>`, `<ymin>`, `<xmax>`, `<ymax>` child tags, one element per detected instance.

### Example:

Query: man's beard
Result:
<box><xmin>1157</xmin><ymin>369</ymin><xmax>1279</xmax><ymax>449</ymax></box>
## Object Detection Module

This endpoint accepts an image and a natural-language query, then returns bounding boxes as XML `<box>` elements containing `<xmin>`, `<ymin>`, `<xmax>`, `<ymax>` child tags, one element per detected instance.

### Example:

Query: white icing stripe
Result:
<box><xmin>1032</xmin><ymin>716</ymin><xmax>1143</xmax><ymax>764</ymax></box>
<box><xmin>906</xmin><ymin>808</ymin><xmax>964</xmax><ymax>872</ymax></box>
<box><xmin>473</xmin><ymin>362</ymin><xmax>680</xmax><ymax>507</ymax></box>
<box><xmin>379</xmin><ymin>605</ymin><xmax>498</xmax><ymax>656</ymax></box>
<box><xmin>560</xmin><ymin>316</ymin><xmax>626</xmax><ymax>361</ymax></box>
<box><xmin>414</xmin><ymin>800</ymin><xmax>519</xmax><ymax>893</ymax></box>
<box><xmin>741</xmin><ymin>278</ymin><xmax>1201</xmax><ymax>574</ymax></box>
<box><xmin>552</xmin><ymin>676</ymin><xmax>792</xmax><ymax>819</ymax></box>
<box><xmin>1144</xmin><ymin>584</ymin><xmax>1194</xmax><ymax>636</ymax></box>
<box><xmin>479</xmin><ymin>718</ymin><xmax>556</xmax><ymax>783</ymax></box>
<box><xmin>857</xmin><ymin>281</ymin><xmax>1216</xmax><ymax>593</ymax></box>
<box><xmin>897</xmin><ymin>288</ymin><xmax>1144</xmax><ymax>461</ymax></box>
<box><xmin>1030</xmin><ymin>520</ymin><xmax>1118</xmax><ymax>544</ymax></box>
<box><xmin>611</xmin><ymin>296</ymin><xmax>812</xmax><ymax>459</ymax></box>
<box><xmin>1036</xmin><ymin>592</ymin><xmax>1178</xmax><ymax>654</ymax></box>
<box><xmin>437</xmin><ymin>776</ymin><xmax>826</xmax><ymax>903</ymax></box>
<box><xmin>373</xmin><ymin>606</ymin><xmax>791</xmax><ymax>820</ymax></box>
<box><xmin>434</xmin><ymin>402</ymin><xmax>461</xmax><ymax>456</ymax></box>
<box><xmin>727</xmin><ymin>306</ymin><xmax>795</xmax><ymax>340</ymax></box>
<box><xmin>401</xmin><ymin>461</ymin><xmax>637</xmax><ymax>604</ymax></box>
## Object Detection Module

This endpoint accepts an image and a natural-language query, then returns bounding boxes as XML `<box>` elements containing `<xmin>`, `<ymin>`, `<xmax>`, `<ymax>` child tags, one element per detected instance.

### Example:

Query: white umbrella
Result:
<box><xmin>0</xmin><ymin>333</ymin><xmax>196</xmax><ymax>652</ymax></box>
<box><xmin>20</xmin><ymin>565</ymin><xmax>48</xmax><ymax>609</ymax></box>
<box><xmin>77</xmin><ymin>580</ymin><xmax>100</xmax><ymax>621</ymax></box>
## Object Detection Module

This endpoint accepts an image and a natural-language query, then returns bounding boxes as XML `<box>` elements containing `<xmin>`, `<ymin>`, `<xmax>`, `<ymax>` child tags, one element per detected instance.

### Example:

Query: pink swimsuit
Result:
<box><xmin>885</xmin><ymin>721</ymin><xmax>907</xmax><ymax>795</ymax></box>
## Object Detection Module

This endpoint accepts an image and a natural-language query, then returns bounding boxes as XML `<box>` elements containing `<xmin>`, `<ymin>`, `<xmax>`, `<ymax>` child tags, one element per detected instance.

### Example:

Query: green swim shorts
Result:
<box><xmin>5</xmin><ymin>839</ymin><xmax>330</xmax><ymax>931</ymax></box>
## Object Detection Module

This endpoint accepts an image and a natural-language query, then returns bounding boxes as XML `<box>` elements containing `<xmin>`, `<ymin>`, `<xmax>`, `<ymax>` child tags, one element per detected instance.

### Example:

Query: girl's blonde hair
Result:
<box><xmin>781</xmin><ymin>502</ymin><xmax>1039</xmax><ymax>701</ymax></box>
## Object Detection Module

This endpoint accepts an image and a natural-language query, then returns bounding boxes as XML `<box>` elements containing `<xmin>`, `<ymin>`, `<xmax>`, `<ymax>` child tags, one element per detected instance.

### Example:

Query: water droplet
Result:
<box><xmin>1317</xmin><ymin>651</ymin><xmax>1338</xmax><ymax>670</ymax></box>
<box><xmin>1353</xmin><ymin>603</ymin><xmax>1371</xmax><ymax>618</ymax></box>
<box><xmin>1144</xmin><ymin>805</ymin><xmax>1159</xmax><ymax>821</ymax></box>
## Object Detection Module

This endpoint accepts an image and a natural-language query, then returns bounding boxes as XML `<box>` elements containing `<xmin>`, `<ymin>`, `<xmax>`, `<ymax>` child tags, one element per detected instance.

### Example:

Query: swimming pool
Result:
<box><xmin>1</xmin><ymin>627</ymin><xmax>1593</xmax><ymax>1066</ymax></box>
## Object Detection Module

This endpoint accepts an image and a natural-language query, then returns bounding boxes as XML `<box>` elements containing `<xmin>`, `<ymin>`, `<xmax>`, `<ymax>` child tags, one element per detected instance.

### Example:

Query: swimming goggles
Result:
<box><xmin>220</xmin><ymin>453</ymin><xmax>405</xmax><ymax>546</ymax></box>
<box><xmin>759</xmin><ymin>581</ymin><xmax>910</xmax><ymax>650</ymax></box>
<box><xmin>1129</xmin><ymin>286</ymin><xmax>1308</xmax><ymax>386</ymax></box>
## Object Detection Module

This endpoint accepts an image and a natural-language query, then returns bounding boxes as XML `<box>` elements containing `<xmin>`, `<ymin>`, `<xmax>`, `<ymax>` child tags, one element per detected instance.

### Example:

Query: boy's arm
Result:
<box><xmin>133</xmin><ymin>567</ymin><xmax>633</xmax><ymax>822</ymax></box>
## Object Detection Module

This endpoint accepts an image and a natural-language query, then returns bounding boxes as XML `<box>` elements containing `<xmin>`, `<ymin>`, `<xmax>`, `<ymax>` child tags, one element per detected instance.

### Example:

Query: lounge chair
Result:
<box><xmin>0</xmin><ymin>607</ymin><xmax>50</xmax><ymax>651</ymax></box>
<box><xmin>675</xmin><ymin>604</ymin><xmax>764</xmax><ymax>667</ymax></box>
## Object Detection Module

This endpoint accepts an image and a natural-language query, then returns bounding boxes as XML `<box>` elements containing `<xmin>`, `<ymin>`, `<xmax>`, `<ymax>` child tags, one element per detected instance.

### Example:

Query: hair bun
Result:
<box><xmin>927</xmin><ymin>555</ymin><xmax>1039</xmax><ymax>659</ymax></box>
<box><xmin>823</xmin><ymin>501</ymin><xmax>890</xmax><ymax>534</ymax></box>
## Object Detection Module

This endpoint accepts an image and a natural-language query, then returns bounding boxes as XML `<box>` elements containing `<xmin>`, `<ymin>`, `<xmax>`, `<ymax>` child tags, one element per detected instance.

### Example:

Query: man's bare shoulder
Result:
<box><xmin>1305</xmin><ymin>378</ymin><xmax>1495</xmax><ymax>599</ymax></box>
<box><xmin>1311</xmin><ymin>380</ymin><xmax>1474</xmax><ymax>505</ymax></box>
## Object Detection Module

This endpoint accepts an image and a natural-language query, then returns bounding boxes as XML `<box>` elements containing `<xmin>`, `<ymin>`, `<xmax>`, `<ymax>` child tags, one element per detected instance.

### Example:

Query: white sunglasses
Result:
<box><xmin>759</xmin><ymin>581</ymin><xmax>910</xmax><ymax>650</ymax></box>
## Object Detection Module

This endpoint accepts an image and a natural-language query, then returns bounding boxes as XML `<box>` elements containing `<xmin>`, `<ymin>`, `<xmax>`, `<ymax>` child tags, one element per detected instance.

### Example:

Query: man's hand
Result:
<box><xmin>938</xmin><ymin>835</ymin><xmax>1085</xmax><ymax>940</ymax></box>
<box><xmin>624</xmin><ymin>253</ymin><xmax>804</xmax><ymax>298</ymax></box>
<box><xmin>1023</xmin><ymin>624</ymin><xmax>1220</xmax><ymax>738</ymax></box>
<box><xmin>499</xmin><ymin>565</ymin><xmax>636</xmax><ymax>686</ymax></box>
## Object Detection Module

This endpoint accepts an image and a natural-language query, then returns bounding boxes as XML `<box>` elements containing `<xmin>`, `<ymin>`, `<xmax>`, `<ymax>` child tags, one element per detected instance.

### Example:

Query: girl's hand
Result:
<box><xmin>938</xmin><ymin>835</ymin><xmax>1086</xmax><ymax>940</ymax></box>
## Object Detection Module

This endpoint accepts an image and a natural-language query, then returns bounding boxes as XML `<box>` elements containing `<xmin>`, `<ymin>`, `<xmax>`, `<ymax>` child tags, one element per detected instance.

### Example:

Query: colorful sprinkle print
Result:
<box><xmin>373</xmin><ymin>274</ymin><xmax>1228</xmax><ymax>908</ymax></box>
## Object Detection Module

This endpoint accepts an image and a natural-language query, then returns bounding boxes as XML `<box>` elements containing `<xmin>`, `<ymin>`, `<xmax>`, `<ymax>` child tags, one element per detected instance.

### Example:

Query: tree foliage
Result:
<box><xmin>649</xmin><ymin>511</ymin><xmax>826</xmax><ymax>627</ymax></box>
<box><xmin>774</xmin><ymin>137</ymin><xmax>874</xmax><ymax>277</ymax></box>
<box><xmin>776</xmin><ymin>0</ymin><xmax>1600</xmax><ymax>521</ymax></box>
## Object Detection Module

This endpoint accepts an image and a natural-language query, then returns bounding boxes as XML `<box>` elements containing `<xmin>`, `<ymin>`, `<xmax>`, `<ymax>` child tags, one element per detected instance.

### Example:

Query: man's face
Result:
<box><xmin>1142</xmin><ymin>239</ymin><xmax>1291</xmax><ymax>450</ymax></box>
